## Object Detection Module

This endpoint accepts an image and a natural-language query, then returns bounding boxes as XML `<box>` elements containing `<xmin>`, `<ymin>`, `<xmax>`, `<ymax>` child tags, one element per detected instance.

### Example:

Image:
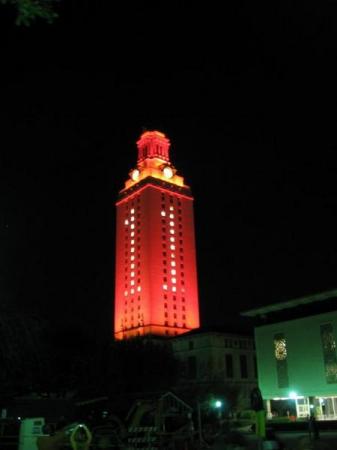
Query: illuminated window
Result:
<box><xmin>170</xmin><ymin>237</ymin><xmax>175</xmax><ymax>242</ymax></box>
<box><xmin>124</xmin><ymin>219</ymin><xmax>129</xmax><ymax>225</ymax></box>
<box><xmin>131</xmin><ymin>208</ymin><xmax>135</xmax><ymax>214</ymax></box>
<box><xmin>171</xmin><ymin>269</ymin><xmax>176</xmax><ymax>275</ymax></box>
<box><xmin>131</xmin><ymin>240</ymin><xmax>135</xmax><ymax>245</ymax></box>
<box><xmin>131</xmin><ymin>263</ymin><xmax>135</xmax><ymax>269</ymax></box>
<box><xmin>170</xmin><ymin>206</ymin><xmax>174</xmax><ymax>211</ymax></box>
<box><xmin>170</xmin><ymin>229</ymin><xmax>175</xmax><ymax>234</ymax></box>
<box><xmin>274</xmin><ymin>337</ymin><xmax>287</xmax><ymax>360</ymax></box>
<box><xmin>320</xmin><ymin>323</ymin><xmax>337</xmax><ymax>383</ymax></box>
<box><xmin>131</xmin><ymin>216</ymin><xmax>135</xmax><ymax>222</ymax></box>
<box><xmin>172</xmin><ymin>286</ymin><xmax>177</xmax><ymax>292</ymax></box>
<box><xmin>161</xmin><ymin>211</ymin><xmax>166</xmax><ymax>217</ymax></box>
<box><xmin>163</xmin><ymin>284</ymin><xmax>168</xmax><ymax>290</ymax></box>
<box><xmin>131</xmin><ymin>231</ymin><xmax>135</xmax><ymax>237</ymax></box>
<box><xmin>124</xmin><ymin>291</ymin><xmax>128</xmax><ymax>296</ymax></box>
<box><xmin>171</xmin><ymin>278</ymin><xmax>176</xmax><ymax>284</ymax></box>
<box><xmin>170</xmin><ymin>245</ymin><xmax>175</xmax><ymax>250</ymax></box>
<box><xmin>170</xmin><ymin>221</ymin><xmax>175</xmax><ymax>227</ymax></box>
<box><xmin>130</xmin><ymin>247</ymin><xmax>135</xmax><ymax>253</ymax></box>
<box><xmin>130</xmin><ymin>255</ymin><xmax>135</xmax><ymax>261</ymax></box>
<box><xmin>130</xmin><ymin>288</ymin><xmax>134</xmax><ymax>294</ymax></box>
<box><xmin>169</xmin><ymin>213</ymin><xmax>174</xmax><ymax>219</ymax></box>
<box><xmin>171</xmin><ymin>261</ymin><xmax>176</xmax><ymax>267</ymax></box>
<box><xmin>171</xmin><ymin>253</ymin><xmax>175</xmax><ymax>258</ymax></box>
<box><xmin>131</xmin><ymin>224</ymin><xmax>135</xmax><ymax>229</ymax></box>
<box><xmin>137</xmin><ymin>286</ymin><xmax>141</xmax><ymax>292</ymax></box>
<box><xmin>274</xmin><ymin>333</ymin><xmax>289</xmax><ymax>387</ymax></box>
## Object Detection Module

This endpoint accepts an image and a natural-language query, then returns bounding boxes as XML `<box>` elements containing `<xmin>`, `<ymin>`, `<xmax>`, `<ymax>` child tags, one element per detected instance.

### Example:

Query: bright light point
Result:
<box><xmin>170</xmin><ymin>237</ymin><xmax>175</xmax><ymax>242</ymax></box>
<box><xmin>131</xmin><ymin>209</ymin><xmax>135</xmax><ymax>214</ymax></box>
<box><xmin>137</xmin><ymin>286</ymin><xmax>141</xmax><ymax>292</ymax></box>
<box><xmin>131</xmin><ymin>263</ymin><xmax>135</xmax><ymax>269</ymax></box>
<box><xmin>170</xmin><ymin>221</ymin><xmax>175</xmax><ymax>227</ymax></box>
<box><xmin>169</xmin><ymin>214</ymin><xmax>174</xmax><ymax>219</ymax></box>
<box><xmin>163</xmin><ymin>284</ymin><xmax>168</xmax><ymax>290</ymax></box>
<box><xmin>131</xmin><ymin>216</ymin><xmax>135</xmax><ymax>221</ymax></box>
<box><xmin>289</xmin><ymin>391</ymin><xmax>297</xmax><ymax>399</ymax></box>
<box><xmin>130</xmin><ymin>255</ymin><xmax>135</xmax><ymax>261</ymax></box>
<box><xmin>131</xmin><ymin>231</ymin><xmax>135</xmax><ymax>237</ymax></box>
<box><xmin>171</xmin><ymin>261</ymin><xmax>176</xmax><ymax>266</ymax></box>
<box><xmin>131</xmin><ymin>247</ymin><xmax>135</xmax><ymax>252</ymax></box>
<box><xmin>130</xmin><ymin>280</ymin><xmax>135</xmax><ymax>286</ymax></box>
<box><xmin>171</xmin><ymin>269</ymin><xmax>176</xmax><ymax>275</ymax></box>
<box><xmin>124</xmin><ymin>219</ymin><xmax>129</xmax><ymax>225</ymax></box>
<box><xmin>170</xmin><ymin>206</ymin><xmax>174</xmax><ymax>211</ymax></box>
<box><xmin>171</xmin><ymin>277</ymin><xmax>176</xmax><ymax>284</ymax></box>
<box><xmin>170</xmin><ymin>245</ymin><xmax>175</xmax><ymax>250</ymax></box>
<box><xmin>131</xmin><ymin>169</ymin><xmax>140</xmax><ymax>181</ymax></box>
<box><xmin>172</xmin><ymin>286</ymin><xmax>176</xmax><ymax>292</ymax></box>
<box><xmin>130</xmin><ymin>288</ymin><xmax>134</xmax><ymax>294</ymax></box>
<box><xmin>163</xmin><ymin>166</ymin><xmax>173</xmax><ymax>178</ymax></box>
<box><xmin>170</xmin><ymin>229</ymin><xmax>175</xmax><ymax>234</ymax></box>
<box><xmin>131</xmin><ymin>224</ymin><xmax>135</xmax><ymax>229</ymax></box>
<box><xmin>215</xmin><ymin>400</ymin><xmax>222</xmax><ymax>408</ymax></box>
<box><xmin>124</xmin><ymin>291</ymin><xmax>128</xmax><ymax>296</ymax></box>
<box><xmin>131</xmin><ymin>240</ymin><xmax>135</xmax><ymax>245</ymax></box>
<box><xmin>171</xmin><ymin>253</ymin><xmax>175</xmax><ymax>258</ymax></box>
<box><xmin>161</xmin><ymin>211</ymin><xmax>166</xmax><ymax>216</ymax></box>
<box><xmin>131</xmin><ymin>272</ymin><xmax>135</xmax><ymax>277</ymax></box>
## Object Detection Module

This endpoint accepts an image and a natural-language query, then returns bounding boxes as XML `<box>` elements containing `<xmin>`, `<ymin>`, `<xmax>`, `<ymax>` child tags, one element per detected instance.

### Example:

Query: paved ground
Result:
<box><xmin>211</xmin><ymin>430</ymin><xmax>337</xmax><ymax>449</ymax></box>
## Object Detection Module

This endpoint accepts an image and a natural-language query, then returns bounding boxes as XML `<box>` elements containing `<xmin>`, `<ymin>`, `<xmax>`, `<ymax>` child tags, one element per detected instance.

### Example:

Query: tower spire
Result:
<box><xmin>136</xmin><ymin>130</ymin><xmax>170</xmax><ymax>163</ymax></box>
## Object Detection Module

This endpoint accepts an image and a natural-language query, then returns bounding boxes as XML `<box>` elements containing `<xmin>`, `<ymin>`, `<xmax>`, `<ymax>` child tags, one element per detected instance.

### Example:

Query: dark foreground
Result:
<box><xmin>212</xmin><ymin>430</ymin><xmax>337</xmax><ymax>449</ymax></box>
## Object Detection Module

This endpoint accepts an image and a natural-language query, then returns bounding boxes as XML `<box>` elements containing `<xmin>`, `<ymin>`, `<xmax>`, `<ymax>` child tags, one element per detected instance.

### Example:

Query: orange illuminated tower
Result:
<box><xmin>114</xmin><ymin>131</ymin><xmax>200</xmax><ymax>339</ymax></box>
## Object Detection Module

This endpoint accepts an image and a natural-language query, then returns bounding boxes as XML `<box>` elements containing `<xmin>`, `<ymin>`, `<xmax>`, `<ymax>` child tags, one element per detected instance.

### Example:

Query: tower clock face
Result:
<box><xmin>131</xmin><ymin>169</ymin><xmax>140</xmax><ymax>181</ymax></box>
<box><xmin>163</xmin><ymin>166</ymin><xmax>173</xmax><ymax>179</ymax></box>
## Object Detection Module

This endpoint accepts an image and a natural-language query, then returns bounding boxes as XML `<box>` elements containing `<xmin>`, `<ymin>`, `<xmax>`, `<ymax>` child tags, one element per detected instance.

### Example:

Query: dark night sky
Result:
<box><xmin>1</xmin><ymin>2</ymin><xmax>337</xmax><ymax>338</ymax></box>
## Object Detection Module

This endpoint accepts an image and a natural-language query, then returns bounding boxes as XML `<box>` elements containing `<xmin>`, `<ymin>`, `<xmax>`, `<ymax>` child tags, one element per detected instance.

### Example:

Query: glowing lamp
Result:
<box><xmin>163</xmin><ymin>166</ymin><xmax>173</xmax><ymax>179</ymax></box>
<box><xmin>131</xmin><ymin>169</ymin><xmax>140</xmax><ymax>181</ymax></box>
<box><xmin>289</xmin><ymin>391</ymin><xmax>297</xmax><ymax>399</ymax></box>
<box><xmin>214</xmin><ymin>400</ymin><xmax>222</xmax><ymax>408</ymax></box>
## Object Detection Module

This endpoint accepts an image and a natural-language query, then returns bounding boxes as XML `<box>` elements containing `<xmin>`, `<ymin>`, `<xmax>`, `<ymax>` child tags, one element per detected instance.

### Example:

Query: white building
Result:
<box><xmin>171</xmin><ymin>327</ymin><xmax>257</xmax><ymax>410</ymax></box>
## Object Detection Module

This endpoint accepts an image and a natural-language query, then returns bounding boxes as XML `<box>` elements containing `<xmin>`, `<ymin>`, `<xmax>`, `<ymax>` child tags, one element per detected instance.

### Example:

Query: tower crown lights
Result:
<box><xmin>124</xmin><ymin>130</ymin><xmax>185</xmax><ymax>190</ymax></box>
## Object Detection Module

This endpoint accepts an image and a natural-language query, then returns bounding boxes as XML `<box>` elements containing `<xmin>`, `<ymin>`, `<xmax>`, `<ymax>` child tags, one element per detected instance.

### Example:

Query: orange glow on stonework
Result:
<box><xmin>114</xmin><ymin>131</ymin><xmax>200</xmax><ymax>339</ymax></box>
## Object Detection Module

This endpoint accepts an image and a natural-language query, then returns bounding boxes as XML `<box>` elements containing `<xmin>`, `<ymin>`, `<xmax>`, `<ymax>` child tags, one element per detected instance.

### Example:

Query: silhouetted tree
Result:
<box><xmin>0</xmin><ymin>0</ymin><xmax>58</xmax><ymax>25</ymax></box>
